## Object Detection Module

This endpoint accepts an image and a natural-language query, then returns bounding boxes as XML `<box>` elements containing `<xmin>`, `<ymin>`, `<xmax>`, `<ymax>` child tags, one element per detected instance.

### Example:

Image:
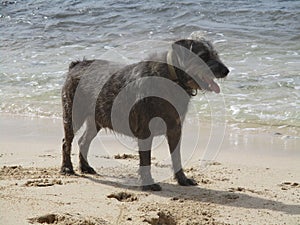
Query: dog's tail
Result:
<box><xmin>69</xmin><ymin>58</ymin><xmax>95</xmax><ymax>71</ymax></box>
<box><xmin>69</xmin><ymin>60</ymin><xmax>81</xmax><ymax>70</ymax></box>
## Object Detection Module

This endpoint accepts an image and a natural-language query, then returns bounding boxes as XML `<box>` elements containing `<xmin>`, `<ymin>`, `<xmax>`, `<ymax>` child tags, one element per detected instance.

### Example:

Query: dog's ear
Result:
<box><xmin>171</xmin><ymin>39</ymin><xmax>194</xmax><ymax>69</ymax></box>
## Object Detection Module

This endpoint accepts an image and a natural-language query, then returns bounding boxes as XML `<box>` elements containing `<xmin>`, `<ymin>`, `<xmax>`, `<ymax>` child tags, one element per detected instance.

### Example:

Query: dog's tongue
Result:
<box><xmin>209</xmin><ymin>79</ymin><xmax>220</xmax><ymax>93</ymax></box>
<box><xmin>203</xmin><ymin>76</ymin><xmax>220</xmax><ymax>93</ymax></box>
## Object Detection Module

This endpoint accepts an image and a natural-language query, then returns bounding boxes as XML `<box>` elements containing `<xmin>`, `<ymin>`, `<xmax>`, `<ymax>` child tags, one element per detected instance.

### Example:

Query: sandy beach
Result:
<box><xmin>1</xmin><ymin>0</ymin><xmax>300</xmax><ymax>224</ymax></box>
<box><xmin>0</xmin><ymin>114</ymin><xmax>299</xmax><ymax>225</ymax></box>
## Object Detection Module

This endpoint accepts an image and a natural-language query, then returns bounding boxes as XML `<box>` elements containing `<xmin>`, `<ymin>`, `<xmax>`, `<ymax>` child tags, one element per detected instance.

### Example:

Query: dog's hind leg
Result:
<box><xmin>60</xmin><ymin>91</ymin><xmax>76</xmax><ymax>175</ymax></box>
<box><xmin>78</xmin><ymin>117</ymin><xmax>99</xmax><ymax>174</ymax></box>
<box><xmin>61</xmin><ymin>123</ymin><xmax>75</xmax><ymax>174</ymax></box>
<box><xmin>138</xmin><ymin>137</ymin><xmax>162</xmax><ymax>191</ymax></box>
<box><xmin>167</xmin><ymin>127</ymin><xmax>197</xmax><ymax>186</ymax></box>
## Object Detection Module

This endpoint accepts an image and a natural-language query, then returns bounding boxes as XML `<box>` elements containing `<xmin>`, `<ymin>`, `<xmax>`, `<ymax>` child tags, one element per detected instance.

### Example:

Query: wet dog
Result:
<box><xmin>60</xmin><ymin>39</ymin><xmax>229</xmax><ymax>191</ymax></box>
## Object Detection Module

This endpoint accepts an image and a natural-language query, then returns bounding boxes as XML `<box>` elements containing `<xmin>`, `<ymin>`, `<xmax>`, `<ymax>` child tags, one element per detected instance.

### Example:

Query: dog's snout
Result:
<box><xmin>222</xmin><ymin>66</ymin><xmax>229</xmax><ymax>77</ymax></box>
<box><xmin>207</xmin><ymin>60</ymin><xmax>229</xmax><ymax>78</ymax></box>
<box><xmin>217</xmin><ymin>62</ymin><xmax>229</xmax><ymax>78</ymax></box>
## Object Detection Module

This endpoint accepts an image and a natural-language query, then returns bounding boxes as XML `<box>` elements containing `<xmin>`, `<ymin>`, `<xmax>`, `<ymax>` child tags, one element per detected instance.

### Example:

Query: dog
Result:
<box><xmin>60</xmin><ymin>39</ymin><xmax>229</xmax><ymax>191</ymax></box>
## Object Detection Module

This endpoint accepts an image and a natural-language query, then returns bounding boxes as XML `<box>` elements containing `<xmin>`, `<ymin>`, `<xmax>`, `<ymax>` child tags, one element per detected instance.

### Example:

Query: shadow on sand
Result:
<box><xmin>81</xmin><ymin>173</ymin><xmax>300</xmax><ymax>216</ymax></box>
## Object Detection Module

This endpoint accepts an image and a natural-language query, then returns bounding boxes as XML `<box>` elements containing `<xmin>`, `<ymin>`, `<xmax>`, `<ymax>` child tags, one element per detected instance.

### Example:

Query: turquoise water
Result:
<box><xmin>0</xmin><ymin>0</ymin><xmax>299</xmax><ymax>130</ymax></box>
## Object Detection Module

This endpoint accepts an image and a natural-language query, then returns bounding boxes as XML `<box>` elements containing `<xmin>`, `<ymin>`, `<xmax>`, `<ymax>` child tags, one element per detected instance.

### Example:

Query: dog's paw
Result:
<box><xmin>178</xmin><ymin>177</ymin><xmax>198</xmax><ymax>186</ymax></box>
<box><xmin>60</xmin><ymin>166</ymin><xmax>75</xmax><ymax>175</ymax></box>
<box><xmin>175</xmin><ymin>170</ymin><xmax>198</xmax><ymax>186</ymax></box>
<box><xmin>142</xmin><ymin>183</ymin><xmax>162</xmax><ymax>191</ymax></box>
<box><xmin>79</xmin><ymin>165</ymin><xmax>97</xmax><ymax>174</ymax></box>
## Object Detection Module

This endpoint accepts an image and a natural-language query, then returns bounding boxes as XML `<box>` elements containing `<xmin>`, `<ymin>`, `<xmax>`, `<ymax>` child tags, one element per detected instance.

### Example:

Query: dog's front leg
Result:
<box><xmin>138</xmin><ymin>137</ymin><xmax>162</xmax><ymax>191</ymax></box>
<box><xmin>167</xmin><ymin>128</ymin><xmax>197</xmax><ymax>186</ymax></box>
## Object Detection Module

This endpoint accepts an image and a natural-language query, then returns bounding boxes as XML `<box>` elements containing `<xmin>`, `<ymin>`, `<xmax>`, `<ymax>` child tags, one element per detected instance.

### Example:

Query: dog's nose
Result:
<box><xmin>222</xmin><ymin>66</ymin><xmax>229</xmax><ymax>77</ymax></box>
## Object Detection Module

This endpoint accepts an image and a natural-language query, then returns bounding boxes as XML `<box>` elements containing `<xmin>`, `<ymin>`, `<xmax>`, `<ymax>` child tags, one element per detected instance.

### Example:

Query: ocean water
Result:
<box><xmin>1</xmin><ymin>0</ymin><xmax>299</xmax><ymax>132</ymax></box>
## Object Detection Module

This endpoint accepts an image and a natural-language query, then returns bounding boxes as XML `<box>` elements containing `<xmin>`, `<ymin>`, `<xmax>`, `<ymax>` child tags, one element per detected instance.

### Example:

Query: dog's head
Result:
<box><xmin>167</xmin><ymin>39</ymin><xmax>229</xmax><ymax>94</ymax></box>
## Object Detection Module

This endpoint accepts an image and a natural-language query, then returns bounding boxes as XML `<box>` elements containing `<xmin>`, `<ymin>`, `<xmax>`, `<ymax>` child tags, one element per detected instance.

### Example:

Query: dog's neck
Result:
<box><xmin>166</xmin><ymin>50</ymin><xmax>178</xmax><ymax>81</ymax></box>
<box><xmin>166</xmin><ymin>49</ymin><xmax>198</xmax><ymax>97</ymax></box>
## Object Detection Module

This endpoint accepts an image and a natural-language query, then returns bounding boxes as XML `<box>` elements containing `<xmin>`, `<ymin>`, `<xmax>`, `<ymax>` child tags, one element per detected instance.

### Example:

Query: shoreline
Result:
<box><xmin>1</xmin><ymin>113</ymin><xmax>299</xmax><ymax>168</ymax></box>
<box><xmin>1</xmin><ymin>114</ymin><xmax>300</xmax><ymax>224</ymax></box>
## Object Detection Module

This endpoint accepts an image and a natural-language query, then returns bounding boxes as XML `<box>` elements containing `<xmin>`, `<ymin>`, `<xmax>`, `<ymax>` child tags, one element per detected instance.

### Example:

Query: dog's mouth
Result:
<box><xmin>186</xmin><ymin>77</ymin><xmax>220</xmax><ymax>93</ymax></box>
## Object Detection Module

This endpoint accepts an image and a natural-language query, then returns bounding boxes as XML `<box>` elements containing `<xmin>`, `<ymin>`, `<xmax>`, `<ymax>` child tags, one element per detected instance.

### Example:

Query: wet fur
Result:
<box><xmin>60</xmin><ymin>39</ymin><xmax>229</xmax><ymax>191</ymax></box>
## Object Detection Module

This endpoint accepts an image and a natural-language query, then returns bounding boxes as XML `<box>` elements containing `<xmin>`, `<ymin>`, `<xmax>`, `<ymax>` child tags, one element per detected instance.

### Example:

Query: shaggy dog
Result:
<box><xmin>60</xmin><ymin>39</ymin><xmax>229</xmax><ymax>191</ymax></box>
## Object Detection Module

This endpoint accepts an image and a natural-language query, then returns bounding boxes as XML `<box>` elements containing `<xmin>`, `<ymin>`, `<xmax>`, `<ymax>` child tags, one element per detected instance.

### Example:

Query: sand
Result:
<box><xmin>0</xmin><ymin>114</ymin><xmax>300</xmax><ymax>225</ymax></box>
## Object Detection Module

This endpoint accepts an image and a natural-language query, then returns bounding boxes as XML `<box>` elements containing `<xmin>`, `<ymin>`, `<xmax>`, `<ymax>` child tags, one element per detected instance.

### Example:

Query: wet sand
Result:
<box><xmin>0</xmin><ymin>114</ymin><xmax>299</xmax><ymax>224</ymax></box>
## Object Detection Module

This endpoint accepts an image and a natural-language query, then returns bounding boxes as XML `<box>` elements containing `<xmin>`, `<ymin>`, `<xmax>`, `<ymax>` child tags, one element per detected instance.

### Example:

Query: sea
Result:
<box><xmin>1</xmin><ymin>0</ymin><xmax>299</xmax><ymax>135</ymax></box>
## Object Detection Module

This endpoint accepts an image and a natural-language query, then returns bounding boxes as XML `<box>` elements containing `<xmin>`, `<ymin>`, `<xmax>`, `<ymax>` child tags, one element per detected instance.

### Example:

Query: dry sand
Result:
<box><xmin>0</xmin><ymin>114</ymin><xmax>300</xmax><ymax>225</ymax></box>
